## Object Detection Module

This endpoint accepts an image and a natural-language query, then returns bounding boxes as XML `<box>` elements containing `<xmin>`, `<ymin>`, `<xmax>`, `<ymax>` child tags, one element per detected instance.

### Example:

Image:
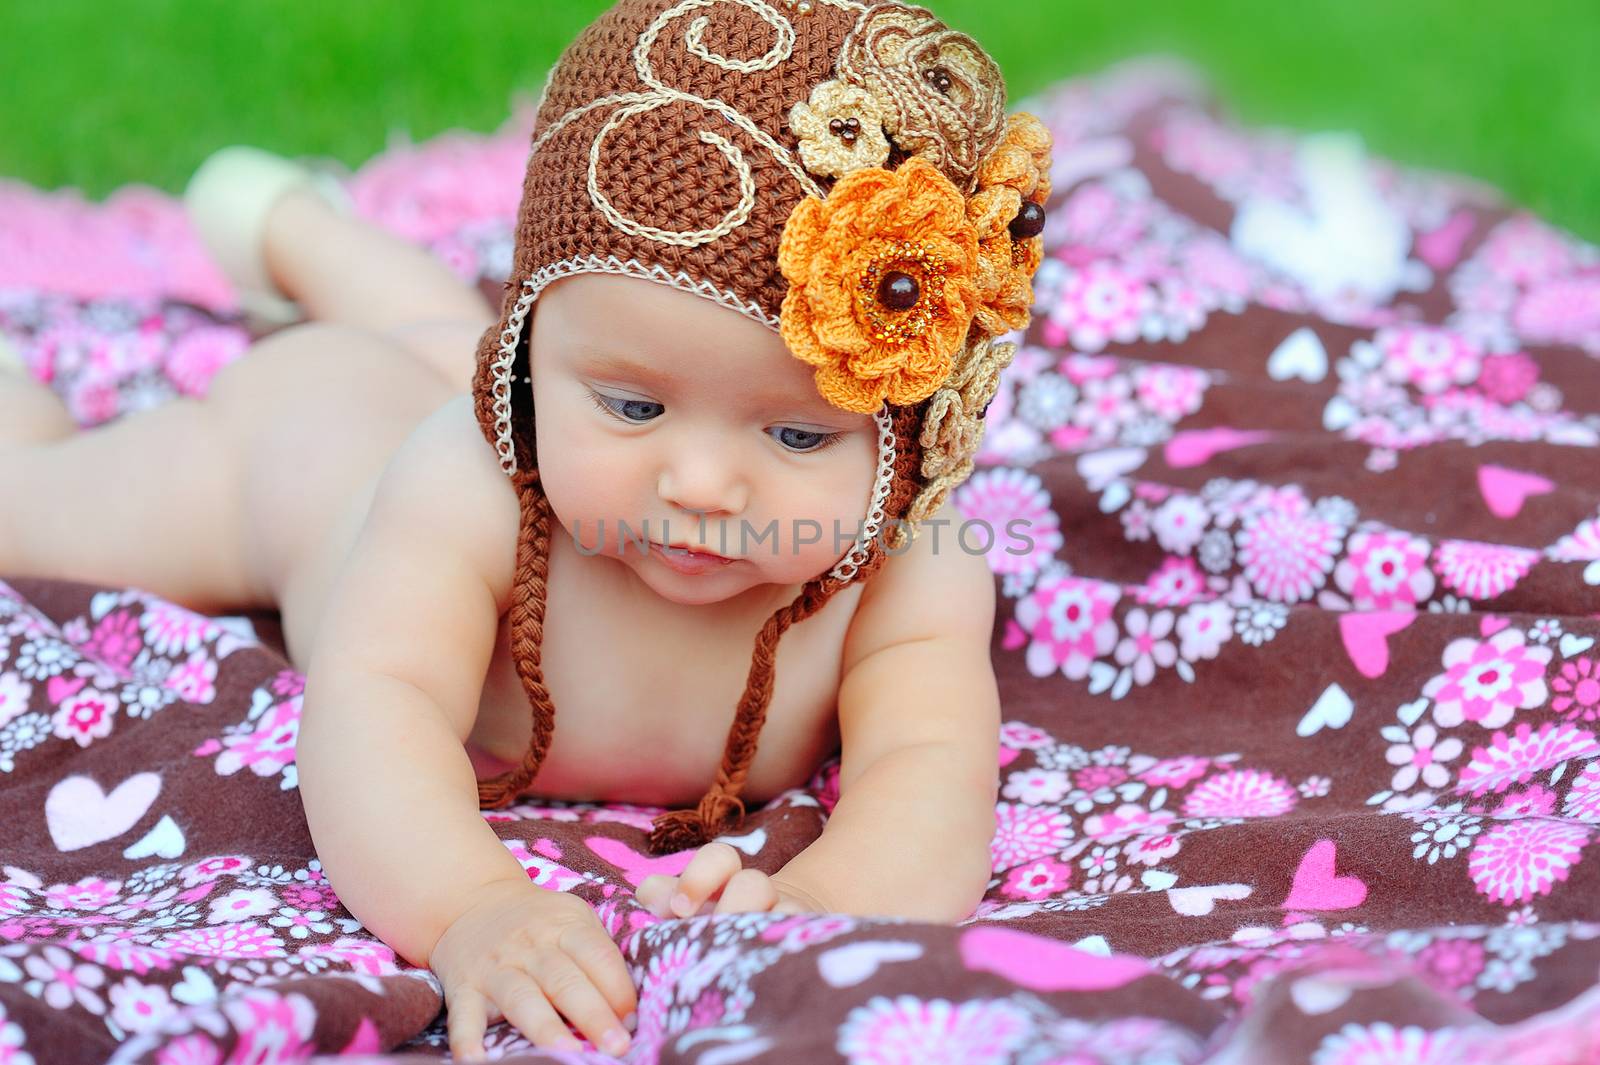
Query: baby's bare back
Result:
<box><xmin>286</xmin><ymin>390</ymin><xmax>859</xmax><ymax>809</ymax></box>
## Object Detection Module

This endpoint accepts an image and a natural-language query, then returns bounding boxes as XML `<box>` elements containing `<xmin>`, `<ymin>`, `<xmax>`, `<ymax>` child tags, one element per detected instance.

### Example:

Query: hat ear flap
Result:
<box><xmin>473</xmin><ymin>281</ymin><xmax>540</xmax><ymax>478</ymax></box>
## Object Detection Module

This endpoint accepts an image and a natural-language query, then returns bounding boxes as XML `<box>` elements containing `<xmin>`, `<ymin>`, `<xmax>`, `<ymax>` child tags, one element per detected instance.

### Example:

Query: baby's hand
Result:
<box><xmin>635</xmin><ymin>842</ymin><xmax>830</xmax><ymax>917</ymax></box>
<box><xmin>428</xmin><ymin>879</ymin><xmax>637</xmax><ymax>1061</ymax></box>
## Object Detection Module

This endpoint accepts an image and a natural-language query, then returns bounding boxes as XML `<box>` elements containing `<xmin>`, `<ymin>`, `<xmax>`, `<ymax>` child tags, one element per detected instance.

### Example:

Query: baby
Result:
<box><xmin>0</xmin><ymin>0</ymin><xmax>1051</xmax><ymax>1058</ymax></box>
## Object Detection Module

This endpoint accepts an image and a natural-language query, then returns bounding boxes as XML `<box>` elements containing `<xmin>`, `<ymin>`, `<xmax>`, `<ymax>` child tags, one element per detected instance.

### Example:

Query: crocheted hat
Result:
<box><xmin>471</xmin><ymin>0</ymin><xmax>1052</xmax><ymax>854</ymax></box>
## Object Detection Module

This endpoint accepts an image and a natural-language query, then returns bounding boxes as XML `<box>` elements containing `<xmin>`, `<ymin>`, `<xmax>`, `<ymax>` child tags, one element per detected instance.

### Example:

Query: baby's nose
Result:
<box><xmin>657</xmin><ymin>461</ymin><xmax>744</xmax><ymax>517</ymax></box>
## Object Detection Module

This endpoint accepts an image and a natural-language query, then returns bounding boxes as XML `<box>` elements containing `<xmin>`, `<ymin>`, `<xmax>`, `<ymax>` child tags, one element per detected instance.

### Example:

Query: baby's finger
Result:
<box><xmin>445</xmin><ymin>987</ymin><xmax>489</xmax><ymax>1062</ymax></box>
<box><xmin>634</xmin><ymin>874</ymin><xmax>676</xmax><ymax>917</ymax></box>
<box><xmin>487</xmin><ymin>966</ymin><xmax>582</xmax><ymax>1053</ymax></box>
<box><xmin>530</xmin><ymin>947</ymin><xmax>632</xmax><ymax>1055</ymax></box>
<box><xmin>714</xmin><ymin>868</ymin><xmax>778</xmax><ymax>914</ymax></box>
<box><xmin>558</xmin><ymin>919</ymin><xmax>640</xmax><ymax>1023</ymax></box>
<box><xmin>672</xmin><ymin>842</ymin><xmax>742</xmax><ymax>916</ymax></box>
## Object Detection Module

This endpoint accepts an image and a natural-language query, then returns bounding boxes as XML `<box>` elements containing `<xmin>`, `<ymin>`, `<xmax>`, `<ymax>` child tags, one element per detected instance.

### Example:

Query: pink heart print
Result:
<box><xmin>1281</xmin><ymin>839</ymin><xmax>1368</xmax><ymax>911</ymax></box>
<box><xmin>1338</xmin><ymin>611</ymin><xmax>1415</xmax><ymax>679</ymax></box>
<box><xmin>1477</xmin><ymin>464</ymin><xmax>1554</xmax><ymax>520</ymax></box>
<box><xmin>1162</xmin><ymin>428</ymin><xmax>1275</xmax><ymax>469</ymax></box>
<box><xmin>1416</xmin><ymin>210</ymin><xmax>1476</xmax><ymax>269</ymax></box>
<box><xmin>957</xmin><ymin>927</ymin><xmax>1150</xmax><ymax>990</ymax></box>
<box><xmin>46</xmin><ymin>676</ymin><xmax>87</xmax><ymax>705</ymax></box>
<box><xmin>584</xmin><ymin>835</ymin><xmax>695</xmax><ymax>886</ymax></box>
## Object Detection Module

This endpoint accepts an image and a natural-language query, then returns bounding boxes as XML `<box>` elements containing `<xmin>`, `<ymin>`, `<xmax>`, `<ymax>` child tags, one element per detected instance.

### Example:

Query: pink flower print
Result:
<box><xmin>22</xmin><ymin>945</ymin><xmax>106</xmax><ymax>1013</ymax></box>
<box><xmin>1514</xmin><ymin>276</ymin><xmax>1600</xmax><ymax>347</ymax></box>
<box><xmin>179</xmin><ymin>855</ymin><xmax>251</xmax><ymax>887</ymax></box>
<box><xmin>214</xmin><ymin>697</ymin><xmax>300</xmax><ymax>777</ymax></box>
<box><xmin>1114</xmin><ymin>608</ymin><xmax>1178</xmax><ymax>686</ymax></box>
<box><xmin>1310</xmin><ymin>1021</ymin><xmax>1471</xmax><ymax>1064</ymax></box>
<box><xmin>1138</xmin><ymin>756</ymin><xmax>1210</xmax><ymax>789</ymax></box>
<box><xmin>1236</xmin><ymin>506</ymin><xmax>1343</xmax><ymax>603</ymax></box>
<box><xmin>1334</xmin><ymin>529</ymin><xmax>1435</xmax><ymax>611</ymax></box>
<box><xmin>1074</xmin><ymin>763</ymin><xmax>1128</xmax><ymax>791</ymax></box>
<box><xmin>1134</xmin><ymin>364</ymin><xmax>1208</xmax><ymax>420</ymax></box>
<box><xmin>0</xmin><ymin>1003</ymin><xmax>32</xmax><ymax>1065</ymax></box>
<box><xmin>71</xmin><ymin>937</ymin><xmax>175</xmax><ymax>976</ymax></box>
<box><xmin>219</xmin><ymin>989</ymin><xmax>317</xmax><ymax>1064</ymax></box>
<box><xmin>1480</xmin><ymin>216</ymin><xmax>1574</xmax><ymax>285</ymax></box>
<box><xmin>163</xmin><ymin>325</ymin><xmax>246</xmax><ymax>398</ymax></box>
<box><xmin>296</xmin><ymin>936</ymin><xmax>399</xmax><ymax>976</ymax></box>
<box><xmin>1457</xmin><ymin>722</ymin><xmax>1599</xmax><ymax>795</ymax></box>
<box><xmin>1382</xmin><ymin>724</ymin><xmax>1463</xmax><ymax>792</ymax></box>
<box><xmin>1083</xmin><ymin>804</ymin><xmax>1173</xmax><ymax>844</ymax></box>
<box><xmin>836</xmin><ymin>995</ymin><xmax>1032</xmax><ymax>1065</ymax></box>
<box><xmin>1415</xmin><ymin>938</ymin><xmax>1486</xmax><ymax>994</ymax></box>
<box><xmin>270</xmin><ymin>669</ymin><xmax>305</xmax><ymax>697</ymax></box>
<box><xmin>43</xmin><ymin>877</ymin><xmax>120</xmax><ymax>912</ymax></box>
<box><xmin>991</xmin><ymin>802</ymin><xmax>1075</xmax><ymax>870</ymax></box>
<box><xmin>1182</xmin><ymin>236</ymin><xmax>1255</xmax><ymax>301</ymax></box>
<box><xmin>82</xmin><ymin>609</ymin><xmax>143</xmax><ymax>672</ymax></box>
<box><xmin>1001</xmin><ymin>858</ymin><xmax>1073</xmax><ymax>899</ymax></box>
<box><xmin>1015</xmin><ymin>576</ymin><xmax>1121</xmax><ymax>681</ymax></box>
<box><xmin>1048</xmin><ymin>264</ymin><xmax>1152</xmax><ymax>352</ymax></box>
<box><xmin>1070</xmin><ymin>373</ymin><xmax>1141</xmax><ymax>441</ymax></box>
<box><xmin>108</xmin><ymin>976</ymin><xmax>177</xmax><ymax>1034</ymax></box>
<box><xmin>1176</xmin><ymin>600</ymin><xmax>1233</xmax><ymax>662</ymax></box>
<box><xmin>1495</xmin><ymin>784</ymin><xmax>1557</xmax><ymax>818</ymax></box>
<box><xmin>1378</xmin><ymin>325</ymin><xmax>1483</xmax><ymax>395</ymax></box>
<box><xmin>206</xmin><ymin>887</ymin><xmax>277</xmax><ymax>925</ymax></box>
<box><xmin>1123</xmin><ymin>831</ymin><xmax>1182</xmax><ymax>866</ymax></box>
<box><xmin>1476</xmin><ymin>352</ymin><xmax>1540</xmax><ymax>404</ymax></box>
<box><xmin>139</xmin><ymin>601</ymin><xmax>215</xmax><ymax>659</ymax></box>
<box><xmin>167</xmin><ymin>650</ymin><xmax>217</xmax><ymax>704</ymax></box>
<box><xmin>1137</xmin><ymin>557</ymin><xmax>1207</xmax><ymax>608</ymax></box>
<box><xmin>999</xmin><ymin>722</ymin><xmax>1052</xmax><ymax>749</ymax></box>
<box><xmin>1563</xmin><ymin>762</ymin><xmax>1600</xmax><ymax>823</ymax></box>
<box><xmin>1468</xmin><ymin>819</ymin><xmax>1591</xmax><ymax>905</ymax></box>
<box><xmin>1432</xmin><ymin>540</ymin><xmax>1539</xmax><ymax>601</ymax></box>
<box><xmin>1182</xmin><ymin>769</ymin><xmax>1297</xmax><ymax>818</ymax></box>
<box><xmin>1424</xmin><ymin>629</ymin><xmax>1553</xmax><ymax>729</ymax></box>
<box><xmin>1000</xmin><ymin>768</ymin><xmax>1070</xmax><ymax>804</ymax></box>
<box><xmin>1552</xmin><ymin>657</ymin><xmax>1600</xmax><ymax>723</ymax></box>
<box><xmin>1120</xmin><ymin>499</ymin><xmax>1154</xmax><ymax>542</ymax></box>
<box><xmin>0</xmin><ymin>673</ymin><xmax>32</xmax><ymax>729</ymax></box>
<box><xmin>158</xmin><ymin>922</ymin><xmax>286</xmax><ymax>958</ymax></box>
<box><xmin>1151</xmin><ymin>494</ymin><xmax>1208</xmax><ymax>555</ymax></box>
<box><xmin>50</xmin><ymin>686</ymin><xmax>119</xmax><ymax>747</ymax></box>
<box><xmin>951</xmin><ymin>468</ymin><xmax>1064</xmax><ymax>577</ymax></box>
<box><xmin>1547</xmin><ymin>511</ymin><xmax>1600</xmax><ymax>563</ymax></box>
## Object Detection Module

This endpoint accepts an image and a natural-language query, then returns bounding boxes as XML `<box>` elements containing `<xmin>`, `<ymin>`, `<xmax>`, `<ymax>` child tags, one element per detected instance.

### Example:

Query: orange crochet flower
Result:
<box><xmin>778</xmin><ymin>156</ymin><xmax>981</xmax><ymax>413</ymax></box>
<box><xmin>969</xmin><ymin>112</ymin><xmax>1054</xmax><ymax>337</ymax></box>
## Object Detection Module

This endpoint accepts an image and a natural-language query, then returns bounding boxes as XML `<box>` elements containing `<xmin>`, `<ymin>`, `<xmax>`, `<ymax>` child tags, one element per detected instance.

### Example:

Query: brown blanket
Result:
<box><xmin>1</xmin><ymin>60</ymin><xmax>1598</xmax><ymax>1063</ymax></box>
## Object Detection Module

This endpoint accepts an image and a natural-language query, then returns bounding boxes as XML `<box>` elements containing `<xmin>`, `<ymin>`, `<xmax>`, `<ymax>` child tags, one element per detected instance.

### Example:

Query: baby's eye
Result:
<box><xmin>770</xmin><ymin>426</ymin><xmax>844</xmax><ymax>453</ymax></box>
<box><xmin>588</xmin><ymin>390</ymin><xmax>662</xmax><ymax>423</ymax></box>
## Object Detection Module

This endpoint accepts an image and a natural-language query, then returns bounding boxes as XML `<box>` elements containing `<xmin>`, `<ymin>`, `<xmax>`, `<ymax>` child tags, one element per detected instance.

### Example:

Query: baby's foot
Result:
<box><xmin>0</xmin><ymin>334</ymin><xmax>74</xmax><ymax>450</ymax></box>
<box><xmin>183</xmin><ymin>146</ymin><xmax>352</xmax><ymax>330</ymax></box>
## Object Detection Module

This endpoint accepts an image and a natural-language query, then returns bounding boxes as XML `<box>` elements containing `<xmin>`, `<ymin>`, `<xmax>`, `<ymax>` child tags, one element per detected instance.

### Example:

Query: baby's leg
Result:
<box><xmin>264</xmin><ymin>190</ymin><xmax>494</xmax><ymax>391</ymax></box>
<box><xmin>0</xmin><ymin>368</ymin><xmax>263</xmax><ymax>614</ymax></box>
<box><xmin>0</xmin><ymin>320</ymin><xmax>452</xmax><ymax>618</ymax></box>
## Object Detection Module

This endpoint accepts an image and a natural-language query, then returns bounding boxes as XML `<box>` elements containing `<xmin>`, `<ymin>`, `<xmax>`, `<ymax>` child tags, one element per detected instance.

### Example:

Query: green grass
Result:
<box><xmin>3</xmin><ymin>1</ymin><xmax>1597</xmax><ymax>240</ymax></box>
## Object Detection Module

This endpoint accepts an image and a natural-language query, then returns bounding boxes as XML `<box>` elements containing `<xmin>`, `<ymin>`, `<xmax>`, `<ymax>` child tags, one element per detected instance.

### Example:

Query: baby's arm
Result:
<box><xmin>293</xmin><ymin>397</ymin><xmax>637</xmax><ymax>1056</ymax></box>
<box><xmin>295</xmin><ymin>396</ymin><xmax>525</xmax><ymax>964</ymax></box>
<box><xmin>773</xmin><ymin>502</ymin><xmax>1002</xmax><ymax>922</ymax></box>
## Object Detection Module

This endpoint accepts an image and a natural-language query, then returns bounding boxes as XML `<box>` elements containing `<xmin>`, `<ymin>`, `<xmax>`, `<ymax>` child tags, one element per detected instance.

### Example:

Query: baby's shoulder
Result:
<box><xmin>368</xmin><ymin>394</ymin><xmax>523</xmax><ymax>613</ymax></box>
<box><xmin>841</xmin><ymin>499</ymin><xmax>997</xmax><ymax>675</ymax></box>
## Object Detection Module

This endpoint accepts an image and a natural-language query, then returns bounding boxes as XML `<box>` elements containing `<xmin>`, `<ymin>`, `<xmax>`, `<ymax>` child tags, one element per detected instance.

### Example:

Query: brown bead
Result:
<box><xmin>829</xmin><ymin>118</ymin><xmax>843</xmax><ymax>133</ymax></box>
<box><xmin>923</xmin><ymin>67</ymin><xmax>953</xmax><ymax>95</ymax></box>
<box><xmin>879</xmin><ymin>270</ymin><xmax>920</xmax><ymax>310</ymax></box>
<box><xmin>1009</xmin><ymin>200</ymin><xmax>1046</xmax><ymax>240</ymax></box>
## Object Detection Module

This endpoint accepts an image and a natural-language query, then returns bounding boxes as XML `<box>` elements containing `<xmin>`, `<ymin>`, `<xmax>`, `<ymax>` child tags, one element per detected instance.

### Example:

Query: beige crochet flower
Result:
<box><xmin>789</xmin><ymin>79</ymin><xmax>892</xmax><ymax>180</ymax></box>
<box><xmin>903</xmin><ymin>333</ymin><xmax>1017</xmax><ymax>528</ymax></box>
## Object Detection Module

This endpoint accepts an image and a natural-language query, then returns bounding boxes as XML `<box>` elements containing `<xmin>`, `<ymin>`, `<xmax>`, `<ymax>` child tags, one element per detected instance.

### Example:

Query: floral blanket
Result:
<box><xmin>3</xmin><ymin>59</ymin><xmax>1600</xmax><ymax>1064</ymax></box>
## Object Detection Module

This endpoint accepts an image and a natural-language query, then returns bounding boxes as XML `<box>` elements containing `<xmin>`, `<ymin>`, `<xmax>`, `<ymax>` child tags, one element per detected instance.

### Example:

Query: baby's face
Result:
<box><xmin>528</xmin><ymin>273</ymin><xmax>880</xmax><ymax>607</ymax></box>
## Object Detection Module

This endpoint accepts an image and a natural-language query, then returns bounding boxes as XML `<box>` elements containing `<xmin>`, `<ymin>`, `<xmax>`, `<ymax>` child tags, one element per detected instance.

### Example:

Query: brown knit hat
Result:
<box><xmin>471</xmin><ymin>0</ymin><xmax>1052</xmax><ymax>854</ymax></box>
